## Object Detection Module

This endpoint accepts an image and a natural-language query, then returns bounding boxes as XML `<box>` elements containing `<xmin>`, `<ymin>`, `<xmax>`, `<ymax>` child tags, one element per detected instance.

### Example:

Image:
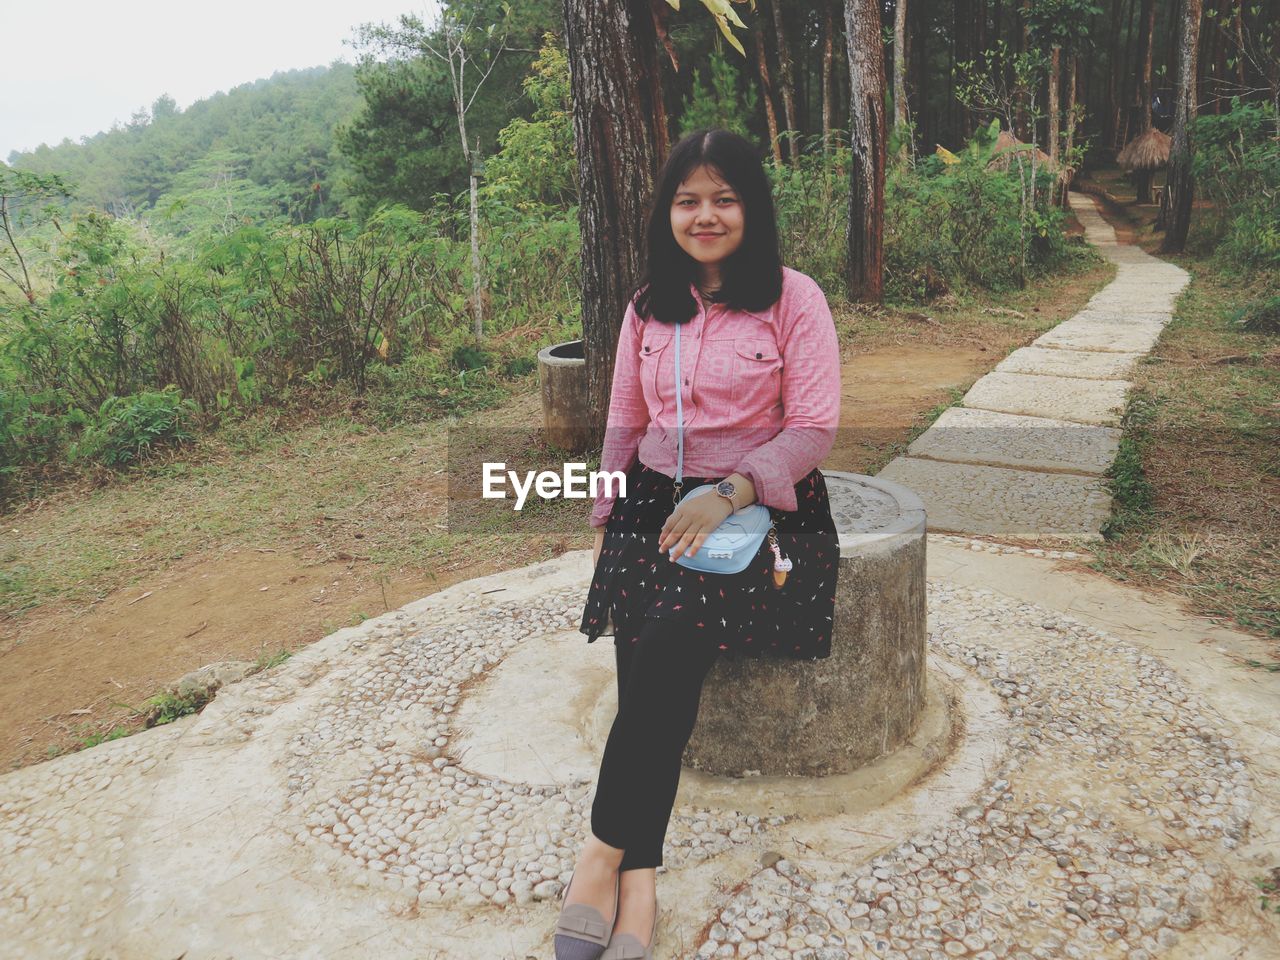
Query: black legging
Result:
<box><xmin>589</xmin><ymin>615</ymin><xmax>722</xmax><ymax>871</ymax></box>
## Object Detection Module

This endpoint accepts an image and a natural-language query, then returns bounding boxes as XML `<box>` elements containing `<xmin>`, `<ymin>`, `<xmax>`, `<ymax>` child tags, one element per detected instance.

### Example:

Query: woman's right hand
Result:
<box><xmin>593</xmin><ymin>527</ymin><xmax>606</xmax><ymax>567</ymax></box>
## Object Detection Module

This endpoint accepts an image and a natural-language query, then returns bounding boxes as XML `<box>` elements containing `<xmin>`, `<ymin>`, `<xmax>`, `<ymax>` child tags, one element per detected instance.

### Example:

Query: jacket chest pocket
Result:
<box><xmin>638</xmin><ymin>330</ymin><xmax>673</xmax><ymax>411</ymax></box>
<box><xmin>731</xmin><ymin>338</ymin><xmax>782</xmax><ymax>404</ymax></box>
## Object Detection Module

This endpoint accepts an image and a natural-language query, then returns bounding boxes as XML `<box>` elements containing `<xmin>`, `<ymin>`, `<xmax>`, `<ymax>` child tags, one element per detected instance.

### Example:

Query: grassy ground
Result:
<box><xmin>1074</xmin><ymin>167</ymin><xmax>1279</xmax><ymax>650</ymax></box>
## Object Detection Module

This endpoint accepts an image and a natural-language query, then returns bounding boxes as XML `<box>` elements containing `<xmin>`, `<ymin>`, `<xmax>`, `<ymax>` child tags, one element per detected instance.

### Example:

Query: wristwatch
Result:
<box><xmin>714</xmin><ymin>478</ymin><xmax>737</xmax><ymax>511</ymax></box>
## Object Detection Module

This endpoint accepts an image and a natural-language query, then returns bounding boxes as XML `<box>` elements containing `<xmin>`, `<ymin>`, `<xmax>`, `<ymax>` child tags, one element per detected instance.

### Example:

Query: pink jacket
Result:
<box><xmin>590</xmin><ymin>265</ymin><xmax>841</xmax><ymax>528</ymax></box>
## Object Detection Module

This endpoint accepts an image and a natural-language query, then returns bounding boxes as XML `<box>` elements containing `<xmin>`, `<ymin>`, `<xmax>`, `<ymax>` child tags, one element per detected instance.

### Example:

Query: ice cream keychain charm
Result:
<box><xmin>767</xmin><ymin>528</ymin><xmax>792</xmax><ymax>588</ymax></box>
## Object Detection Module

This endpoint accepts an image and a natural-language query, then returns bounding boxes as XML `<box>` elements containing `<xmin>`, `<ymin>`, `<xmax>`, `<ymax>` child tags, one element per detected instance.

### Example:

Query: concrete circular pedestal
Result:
<box><xmin>683</xmin><ymin>471</ymin><xmax>928</xmax><ymax>778</ymax></box>
<box><xmin>536</xmin><ymin>339</ymin><xmax>591</xmax><ymax>454</ymax></box>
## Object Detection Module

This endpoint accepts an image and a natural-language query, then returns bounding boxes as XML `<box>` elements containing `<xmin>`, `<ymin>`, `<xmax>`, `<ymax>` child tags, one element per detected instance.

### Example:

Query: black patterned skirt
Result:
<box><xmin>579</xmin><ymin>460</ymin><xmax>840</xmax><ymax>661</ymax></box>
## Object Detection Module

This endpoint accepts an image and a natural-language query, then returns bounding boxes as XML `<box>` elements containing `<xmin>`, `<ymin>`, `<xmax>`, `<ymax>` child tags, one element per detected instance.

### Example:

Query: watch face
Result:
<box><xmin>715</xmin><ymin>480</ymin><xmax>735</xmax><ymax>498</ymax></box>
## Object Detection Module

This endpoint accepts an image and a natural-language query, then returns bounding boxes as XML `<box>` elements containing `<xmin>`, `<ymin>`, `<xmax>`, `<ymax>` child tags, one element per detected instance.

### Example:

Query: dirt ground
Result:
<box><xmin>0</xmin><ymin>343</ymin><xmax>995</xmax><ymax>772</ymax></box>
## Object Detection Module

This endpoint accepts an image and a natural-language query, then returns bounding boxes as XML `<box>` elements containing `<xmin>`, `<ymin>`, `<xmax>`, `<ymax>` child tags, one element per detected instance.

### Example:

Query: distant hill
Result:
<box><xmin>7</xmin><ymin>64</ymin><xmax>362</xmax><ymax>228</ymax></box>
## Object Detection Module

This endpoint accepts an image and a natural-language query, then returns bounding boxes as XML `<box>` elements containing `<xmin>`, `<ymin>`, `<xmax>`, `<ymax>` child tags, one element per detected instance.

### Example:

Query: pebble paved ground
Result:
<box><xmin>0</xmin><ymin>539</ymin><xmax>1276</xmax><ymax>959</ymax></box>
<box><xmin>878</xmin><ymin>193</ymin><xmax>1190</xmax><ymax>540</ymax></box>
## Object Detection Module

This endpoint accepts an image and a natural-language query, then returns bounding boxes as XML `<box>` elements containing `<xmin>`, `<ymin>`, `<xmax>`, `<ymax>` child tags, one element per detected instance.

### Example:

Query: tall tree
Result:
<box><xmin>823</xmin><ymin>1</ymin><xmax>837</xmax><ymax>154</ymax></box>
<box><xmin>894</xmin><ymin>0</ymin><xmax>910</xmax><ymax>152</ymax></box>
<box><xmin>562</xmin><ymin>0</ymin><xmax>667</xmax><ymax>446</ymax></box>
<box><xmin>1048</xmin><ymin>45</ymin><xmax>1062</xmax><ymax>163</ymax></box>
<box><xmin>1106</xmin><ymin>0</ymin><xmax>1126</xmax><ymax>147</ymax></box>
<box><xmin>353</xmin><ymin>7</ymin><xmax>512</xmax><ymax>338</ymax></box>
<box><xmin>1162</xmin><ymin>0</ymin><xmax>1205</xmax><ymax>251</ymax></box>
<box><xmin>843</xmin><ymin>0</ymin><xmax>887</xmax><ymax>302</ymax></box>
<box><xmin>770</xmin><ymin>0</ymin><xmax>801</xmax><ymax>162</ymax></box>
<box><xmin>753</xmin><ymin>25</ymin><xmax>786</xmax><ymax>166</ymax></box>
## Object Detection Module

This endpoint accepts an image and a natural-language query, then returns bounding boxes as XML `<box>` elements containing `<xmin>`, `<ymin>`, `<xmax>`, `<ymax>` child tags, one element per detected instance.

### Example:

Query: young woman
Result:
<box><xmin>554</xmin><ymin>129</ymin><xmax>842</xmax><ymax>960</ymax></box>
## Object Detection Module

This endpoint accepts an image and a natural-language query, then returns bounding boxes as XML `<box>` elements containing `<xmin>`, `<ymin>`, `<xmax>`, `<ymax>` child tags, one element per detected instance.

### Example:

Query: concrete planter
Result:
<box><xmin>537</xmin><ymin>339</ymin><xmax>591</xmax><ymax>454</ymax></box>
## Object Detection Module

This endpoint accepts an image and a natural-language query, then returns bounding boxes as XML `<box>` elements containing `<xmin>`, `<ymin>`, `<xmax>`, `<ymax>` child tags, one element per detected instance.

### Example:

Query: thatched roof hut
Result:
<box><xmin>1116</xmin><ymin>128</ymin><xmax>1172</xmax><ymax>171</ymax></box>
<box><xmin>988</xmin><ymin>130</ymin><xmax>1054</xmax><ymax>171</ymax></box>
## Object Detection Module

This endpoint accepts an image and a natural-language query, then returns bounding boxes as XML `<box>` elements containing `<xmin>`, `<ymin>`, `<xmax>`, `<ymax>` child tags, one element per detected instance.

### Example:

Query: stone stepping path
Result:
<box><xmin>878</xmin><ymin>193</ymin><xmax>1189</xmax><ymax>541</ymax></box>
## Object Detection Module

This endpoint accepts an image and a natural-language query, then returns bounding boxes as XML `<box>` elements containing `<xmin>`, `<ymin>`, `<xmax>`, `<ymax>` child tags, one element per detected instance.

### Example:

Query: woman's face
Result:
<box><xmin>670</xmin><ymin>164</ymin><xmax>745</xmax><ymax>271</ymax></box>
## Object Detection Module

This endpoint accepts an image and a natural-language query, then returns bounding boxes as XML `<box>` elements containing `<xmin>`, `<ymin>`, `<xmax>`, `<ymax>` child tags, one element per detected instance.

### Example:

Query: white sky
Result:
<box><xmin>1</xmin><ymin>0</ymin><xmax>441</xmax><ymax>162</ymax></box>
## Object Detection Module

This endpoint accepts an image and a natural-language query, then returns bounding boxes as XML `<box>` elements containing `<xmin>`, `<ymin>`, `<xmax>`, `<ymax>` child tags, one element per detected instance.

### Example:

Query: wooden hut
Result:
<box><xmin>988</xmin><ymin>130</ymin><xmax>1054</xmax><ymax>171</ymax></box>
<box><xmin>1116</xmin><ymin>128</ymin><xmax>1172</xmax><ymax>204</ymax></box>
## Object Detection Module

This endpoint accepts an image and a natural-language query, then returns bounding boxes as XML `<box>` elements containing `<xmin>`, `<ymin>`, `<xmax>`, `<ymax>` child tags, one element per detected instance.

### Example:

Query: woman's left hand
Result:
<box><xmin>658</xmin><ymin>493</ymin><xmax>735</xmax><ymax>560</ymax></box>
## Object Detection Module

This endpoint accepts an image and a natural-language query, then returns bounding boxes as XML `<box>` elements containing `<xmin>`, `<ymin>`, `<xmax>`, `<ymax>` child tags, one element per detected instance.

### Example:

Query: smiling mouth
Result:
<box><xmin>693</xmin><ymin>233</ymin><xmax>724</xmax><ymax>238</ymax></box>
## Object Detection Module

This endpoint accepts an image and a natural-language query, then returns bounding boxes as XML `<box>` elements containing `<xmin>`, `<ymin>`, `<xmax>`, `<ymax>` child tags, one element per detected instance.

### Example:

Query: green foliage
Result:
<box><xmin>152</xmin><ymin>149</ymin><xmax>293</xmax><ymax>245</ymax></box>
<box><xmin>71</xmin><ymin>386</ymin><xmax>198</xmax><ymax>467</ymax></box>
<box><xmin>884</xmin><ymin>128</ymin><xmax>1077</xmax><ymax>302</ymax></box>
<box><xmin>140</xmin><ymin>688</ymin><xmax>211</xmax><ymax>727</ymax></box>
<box><xmin>678</xmin><ymin>49</ymin><xmax>759</xmax><ymax>140</ymax></box>
<box><xmin>0</xmin><ymin>379</ymin><xmax>86</xmax><ymax>502</ymax></box>
<box><xmin>7</xmin><ymin>66</ymin><xmax>361</xmax><ymax>225</ymax></box>
<box><xmin>363</xmin><ymin>350</ymin><xmax>505</xmax><ymax>425</ymax></box>
<box><xmin>1189</xmin><ymin>100</ymin><xmax>1280</xmax><ymax>276</ymax></box>
<box><xmin>339</xmin><ymin>0</ymin><xmax>563</xmax><ymax>217</ymax></box>
<box><xmin>1232</xmin><ymin>295</ymin><xmax>1280</xmax><ymax>335</ymax></box>
<box><xmin>0</xmin><ymin>7</ymin><xmax>1100</xmax><ymax>497</ymax></box>
<box><xmin>452</xmin><ymin>343</ymin><xmax>493</xmax><ymax>371</ymax></box>
<box><xmin>0</xmin><ymin>168</ymin><xmax>74</xmax><ymax>304</ymax></box>
<box><xmin>337</xmin><ymin>56</ymin><xmax>464</xmax><ymax>216</ymax></box>
<box><xmin>1022</xmin><ymin>0</ymin><xmax>1104</xmax><ymax>52</ymax></box>
<box><xmin>1102</xmin><ymin>390</ymin><xmax>1160</xmax><ymax>539</ymax></box>
<box><xmin>479</xmin><ymin>33</ymin><xmax>576</xmax><ymax>210</ymax></box>
<box><xmin>767</xmin><ymin>132</ymin><xmax>852</xmax><ymax>296</ymax></box>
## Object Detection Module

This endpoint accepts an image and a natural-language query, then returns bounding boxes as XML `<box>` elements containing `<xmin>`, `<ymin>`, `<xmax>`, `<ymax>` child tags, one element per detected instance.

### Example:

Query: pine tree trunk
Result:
<box><xmin>1161</xmin><ymin>0</ymin><xmax>1204</xmax><ymax>252</ymax></box>
<box><xmin>770</xmin><ymin>0</ymin><xmax>800</xmax><ymax>163</ymax></box>
<box><xmin>1049</xmin><ymin>45</ymin><xmax>1061</xmax><ymax>165</ymax></box>
<box><xmin>823</xmin><ymin>1</ymin><xmax>836</xmax><ymax>155</ymax></box>
<box><xmin>913</xmin><ymin>0</ymin><xmax>930</xmax><ymax>147</ymax></box>
<box><xmin>1017</xmin><ymin>0</ymin><xmax>1031</xmax><ymax>139</ymax></box>
<box><xmin>843</xmin><ymin>0</ymin><xmax>887</xmax><ymax>303</ymax></box>
<box><xmin>470</xmin><ymin>156</ymin><xmax>483</xmax><ymax>338</ymax></box>
<box><xmin>1118</xmin><ymin>0</ymin><xmax>1140</xmax><ymax>146</ymax></box>
<box><xmin>1065</xmin><ymin>53</ymin><xmax>1078</xmax><ymax>187</ymax></box>
<box><xmin>1234</xmin><ymin>0</ymin><xmax>1246</xmax><ymax>91</ymax></box>
<box><xmin>755</xmin><ymin>26</ymin><xmax>785</xmax><ymax>166</ymax></box>
<box><xmin>1106</xmin><ymin>0</ymin><xmax>1124</xmax><ymax>147</ymax></box>
<box><xmin>563</xmin><ymin>0</ymin><xmax>668</xmax><ymax>445</ymax></box>
<box><xmin>1136</xmin><ymin>0</ymin><xmax>1156</xmax><ymax>134</ymax></box>
<box><xmin>894</xmin><ymin>0</ymin><xmax>909</xmax><ymax>149</ymax></box>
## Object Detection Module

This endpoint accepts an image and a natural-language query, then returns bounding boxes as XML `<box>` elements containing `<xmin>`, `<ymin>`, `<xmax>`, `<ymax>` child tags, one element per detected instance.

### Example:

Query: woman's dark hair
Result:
<box><xmin>632</xmin><ymin>128</ymin><xmax>783</xmax><ymax>326</ymax></box>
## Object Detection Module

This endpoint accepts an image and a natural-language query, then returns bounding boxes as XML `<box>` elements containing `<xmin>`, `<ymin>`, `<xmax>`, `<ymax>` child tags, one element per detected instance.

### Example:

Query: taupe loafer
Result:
<box><xmin>554</xmin><ymin>866</ymin><xmax>620</xmax><ymax>960</ymax></box>
<box><xmin>600</xmin><ymin>895</ymin><xmax>659</xmax><ymax>960</ymax></box>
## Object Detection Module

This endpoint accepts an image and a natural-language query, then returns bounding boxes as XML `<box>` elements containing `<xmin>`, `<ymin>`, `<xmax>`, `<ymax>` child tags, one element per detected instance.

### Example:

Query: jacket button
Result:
<box><xmin>644</xmin><ymin>346</ymin><xmax>650</xmax><ymax>352</ymax></box>
<box><xmin>756</xmin><ymin>352</ymin><xmax>763</xmax><ymax>359</ymax></box>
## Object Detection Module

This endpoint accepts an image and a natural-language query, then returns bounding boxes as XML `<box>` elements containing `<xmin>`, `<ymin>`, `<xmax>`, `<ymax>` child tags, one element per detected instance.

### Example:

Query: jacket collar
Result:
<box><xmin>687</xmin><ymin>280</ymin><xmax>771</xmax><ymax>323</ymax></box>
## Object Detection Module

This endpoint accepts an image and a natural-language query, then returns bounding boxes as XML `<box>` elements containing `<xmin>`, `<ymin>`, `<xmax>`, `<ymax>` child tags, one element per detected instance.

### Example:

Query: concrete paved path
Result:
<box><xmin>878</xmin><ymin>193</ymin><xmax>1190</xmax><ymax>541</ymax></box>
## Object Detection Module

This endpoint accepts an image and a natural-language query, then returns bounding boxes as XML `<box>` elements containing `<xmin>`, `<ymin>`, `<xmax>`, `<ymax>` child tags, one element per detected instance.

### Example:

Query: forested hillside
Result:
<box><xmin>7</xmin><ymin>66</ymin><xmax>363</xmax><ymax>228</ymax></box>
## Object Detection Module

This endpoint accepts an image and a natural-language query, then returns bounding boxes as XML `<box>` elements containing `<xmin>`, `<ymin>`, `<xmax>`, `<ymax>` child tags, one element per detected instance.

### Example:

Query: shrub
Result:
<box><xmin>884</xmin><ymin>142</ymin><xmax>1073</xmax><ymax>302</ymax></box>
<box><xmin>1233</xmin><ymin>295</ymin><xmax>1280</xmax><ymax>335</ymax></box>
<box><xmin>71</xmin><ymin>385</ymin><xmax>198</xmax><ymax>467</ymax></box>
<box><xmin>769</xmin><ymin>134</ymin><xmax>851</xmax><ymax>297</ymax></box>
<box><xmin>0</xmin><ymin>378</ymin><xmax>88</xmax><ymax>502</ymax></box>
<box><xmin>1190</xmin><ymin>100</ymin><xmax>1280</xmax><ymax>275</ymax></box>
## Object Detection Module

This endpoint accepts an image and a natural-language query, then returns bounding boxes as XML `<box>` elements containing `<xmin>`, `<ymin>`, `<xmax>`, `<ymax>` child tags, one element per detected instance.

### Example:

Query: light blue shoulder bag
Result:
<box><xmin>667</xmin><ymin>318</ymin><xmax>778</xmax><ymax>575</ymax></box>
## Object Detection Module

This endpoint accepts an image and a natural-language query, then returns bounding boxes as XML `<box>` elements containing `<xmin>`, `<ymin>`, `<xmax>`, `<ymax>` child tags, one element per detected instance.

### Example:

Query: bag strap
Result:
<box><xmin>674</xmin><ymin>319</ymin><xmax>683</xmax><ymax>502</ymax></box>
